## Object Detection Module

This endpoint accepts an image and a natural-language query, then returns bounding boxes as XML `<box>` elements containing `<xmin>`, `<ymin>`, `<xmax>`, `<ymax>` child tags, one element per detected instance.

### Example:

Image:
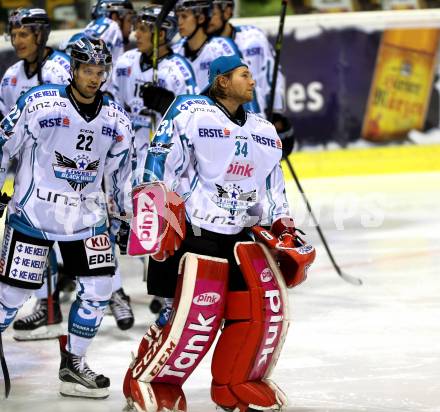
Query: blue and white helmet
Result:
<box><xmin>7</xmin><ymin>8</ymin><xmax>51</xmax><ymax>44</ymax></box>
<box><xmin>69</xmin><ymin>36</ymin><xmax>112</xmax><ymax>73</ymax></box>
<box><xmin>175</xmin><ymin>0</ymin><xmax>213</xmax><ymax>18</ymax></box>
<box><xmin>137</xmin><ymin>5</ymin><xmax>178</xmax><ymax>43</ymax></box>
<box><xmin>91</xmin><ymin>0</ymin><xmax>134</xmax><ymax>20</ymax></box>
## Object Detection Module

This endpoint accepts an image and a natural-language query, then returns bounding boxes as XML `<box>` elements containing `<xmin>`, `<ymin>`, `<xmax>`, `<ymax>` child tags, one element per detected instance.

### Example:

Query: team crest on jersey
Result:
<box><xmin>148</xmin><ymin>141</ymin><xmax>174</xmax><ymax>155</ymax></box>
<box><xmin>213</xmin><ymin>183</ymin><xmax>257</xmax><ymax>215</ymax></box>
<box><xmin>52</xmin><ymin>151</ymin><xmax>100</xmax><ymax>191</ymax></box>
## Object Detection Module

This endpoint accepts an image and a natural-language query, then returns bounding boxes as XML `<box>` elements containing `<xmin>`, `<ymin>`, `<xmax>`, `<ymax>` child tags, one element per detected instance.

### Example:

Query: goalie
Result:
<box><xmin>124</xmin><ymin>55</ymin><xmax>316</xmax><ymax>412</ymax></box>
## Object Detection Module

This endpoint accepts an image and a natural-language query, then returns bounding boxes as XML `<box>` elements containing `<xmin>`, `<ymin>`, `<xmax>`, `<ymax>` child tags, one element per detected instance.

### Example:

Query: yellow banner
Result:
<box><xmin>362</xmin><ymin>28</ymin><xmax>440</xmax><ymax>141</ymax></box>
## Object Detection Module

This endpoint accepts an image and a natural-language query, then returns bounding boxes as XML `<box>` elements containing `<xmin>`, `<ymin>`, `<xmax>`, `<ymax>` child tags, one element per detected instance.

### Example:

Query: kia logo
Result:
<box><xmin>85</xmin><ymin>234</ymin><xmax>110</xmax><ymax>251</ymax></box>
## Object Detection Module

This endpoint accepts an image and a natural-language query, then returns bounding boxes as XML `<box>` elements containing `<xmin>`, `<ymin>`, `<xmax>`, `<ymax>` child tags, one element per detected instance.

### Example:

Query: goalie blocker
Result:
<box><xmin>123</xmin><ymin>229</ymin><xmax>315</xmax><ymax>411</ymax></box>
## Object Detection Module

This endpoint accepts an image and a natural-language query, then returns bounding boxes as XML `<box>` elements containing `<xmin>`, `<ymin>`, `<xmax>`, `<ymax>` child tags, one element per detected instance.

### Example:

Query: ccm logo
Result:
<box><xmin>85</xmin><ymin>234</ymin><xmax>110</xmax><ymax>251</ymax></box>
<box><xmin>260</xmin><ymin>268</ymin><xmax>273</xmax><ymax>283</ymax></box>
<box><xmin>193</xmin><ymin>292</ymin><xmax>220</xmax><ymax>306</ymax></box>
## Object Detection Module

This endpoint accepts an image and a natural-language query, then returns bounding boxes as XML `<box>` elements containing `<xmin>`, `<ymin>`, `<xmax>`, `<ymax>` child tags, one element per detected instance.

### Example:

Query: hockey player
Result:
<box><xmin>62</xmin><ymin>0</ymin><xmax>135</xmax><ymax>92</ymax></box>
<box><xmin>123</xmin><ymin>55</ymin><xmax>315</xmax><ymax>411</ymax></box>
<box><xmin>62</xmin><ymin>1</ymin><xmax>137</xmax><ymax>330</ymax></box>
<box><xmin>0</xmin><ymin>7</ymin><xmax>71</xmax><ymax>340</ymax></box>
<box><xmin>207</xmin><ymin>0</ymin><xmax>295</xmax><ymax>158</ymax></box>
<box><xmin>110</xmin><ymin>4</ymin><xmax>198</xmax><ymax>185</ymax></box>
<box><xmin>85</xmin><ymin>0</ymin><xmax>135</xmax><ymax>64</ymax></box>
<box><xmin>110</xmin><ymin>4</ymin><xmax>198</xmax><ymax>316</ymax></box>
<box><xmin>172</xmin><ymin>0</ymin><xmax>241</xmax><ymax>92</ymax></box>
<box><xmin>0</xmin><ymin>8</ymin><xmax>70</xmax><ymax>119</ymax></box>
<box><xmin>0</xmin><ymin>37</ymin><xmax>133</xmax><ymax>398</ymax></box>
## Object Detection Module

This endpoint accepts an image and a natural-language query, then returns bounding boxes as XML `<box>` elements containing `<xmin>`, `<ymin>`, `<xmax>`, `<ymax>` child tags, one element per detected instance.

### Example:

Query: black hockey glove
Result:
<box><xmin>141</xmin><ymin>83</ymin><xmax>175</xmax><ymax>116</ymax></box>
<box><xmin>272</xmin><ymin>112</ymin><xmax>295</xmax><ymax>159</ymax></box>
<box><xmin>0</xmin><ymin>192</ymin><xmax>11</xmax><ymax>218</ymax></box>
<box><xmin>111</xmin><ymin>216</ymin><xmax>130</xmax><ymax>255</ymax></box>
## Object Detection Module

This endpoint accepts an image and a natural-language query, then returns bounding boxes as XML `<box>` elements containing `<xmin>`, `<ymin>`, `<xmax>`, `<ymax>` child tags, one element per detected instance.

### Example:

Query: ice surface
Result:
<box><xmin>1</xmin><ymin>172</ymin><xmax>439</xmax><ymax>412</ymax></box>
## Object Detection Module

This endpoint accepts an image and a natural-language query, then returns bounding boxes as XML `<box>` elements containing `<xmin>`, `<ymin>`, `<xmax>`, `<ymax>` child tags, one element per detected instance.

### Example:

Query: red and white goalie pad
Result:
<box><xmin>252</xmin><ymin>221</ymin><xmax>315</xmax><ymax>288</ymax></box>
<box><xmin>128</xmin><ymin>182</ymin><xmax>186</xmax><ymax>260</ymax></box>
<box><xmin>211</xmin><ymin>242</ymin><xmax>289</xmax><ymax>411</ymax></box>
<box><xmin>123</xmin><ymin>253</ymin><xmax>229</xmax><ymax>411</ymax></box>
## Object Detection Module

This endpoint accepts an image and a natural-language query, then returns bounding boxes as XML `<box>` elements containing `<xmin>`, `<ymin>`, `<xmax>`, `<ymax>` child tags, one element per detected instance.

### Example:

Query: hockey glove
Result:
<box><xmin>111</xmin><ymin>215</ymin><xmax>130</xmax><ymax>255</ymax></box>
<box><xmin>272</xmin><ymin>112</ymin><xmax>295</xmax><ymax>158</ymax></box>
<box><xmin>141</xmin><ymin>83</ymin><xmax>175</xmax><ymax>116</ymax></box>
<box><xmin>251</xmin><ymin>217</ymin><xmax>315</xmax><ymax>288</ymax></box>
<box><xmin>0</xmin><ymin>192</ymin><xmax>11</xmax><ymax>218</ymax></box>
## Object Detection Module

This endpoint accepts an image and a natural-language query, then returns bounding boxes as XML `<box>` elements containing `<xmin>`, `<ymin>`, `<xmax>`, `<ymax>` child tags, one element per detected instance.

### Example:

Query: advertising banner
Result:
<box><xmin>362</xmin><ymin>28</ymin><xmax>440</xmax><ymax>141</ymax></box>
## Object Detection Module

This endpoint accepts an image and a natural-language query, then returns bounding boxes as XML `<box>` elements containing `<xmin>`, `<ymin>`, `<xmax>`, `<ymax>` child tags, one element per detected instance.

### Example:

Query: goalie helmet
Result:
<box><xmin>7</xmin><ymin>8</ymin><xmax>51</xmax><ymax>45</ymax></box>
<box><xmin>136</xmin><ymin>5</ymin><xmax>178</xmax><ymax>43</ymax></box>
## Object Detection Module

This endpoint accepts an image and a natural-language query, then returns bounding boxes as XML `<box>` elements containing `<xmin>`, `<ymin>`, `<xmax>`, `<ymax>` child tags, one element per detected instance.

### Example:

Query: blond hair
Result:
<box><xmin>208</xmin><ymin>72</ymin><xmax>232</xmax><ymax>100</ymax></box>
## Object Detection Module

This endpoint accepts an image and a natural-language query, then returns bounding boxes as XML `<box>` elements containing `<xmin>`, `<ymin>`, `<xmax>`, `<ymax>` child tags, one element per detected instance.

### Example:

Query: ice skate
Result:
<box><xmin>13</xmin><ymin>298</ymin><xmax>63</xmax><ymax>341</ymax></box>
<box><xmin>109</xmin><ymin>287</ymin><xmax>135</xmax><ymax>330</ymax></box>
<box><xmin>58</xmin><ymin>335</ymin><xmax>110</xmax><ymax>399</ymax></box>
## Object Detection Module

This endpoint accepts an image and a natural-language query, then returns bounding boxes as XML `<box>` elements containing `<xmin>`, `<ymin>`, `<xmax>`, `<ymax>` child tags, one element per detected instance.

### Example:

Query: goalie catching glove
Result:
<box><xmin>127</xmin><ymin>182</ymin><xmax>186</xmax><ymax>260</ymax></box>
<box><xmin>251</xmin><ymin>217</ymin><xmax>315</xmax><ymax>287</ymax></box>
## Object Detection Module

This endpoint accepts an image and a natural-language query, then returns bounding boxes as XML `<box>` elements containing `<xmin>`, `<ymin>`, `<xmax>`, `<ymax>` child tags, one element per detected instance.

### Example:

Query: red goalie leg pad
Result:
<box><xmin>211</xmin><ymin>242</ymin><xmax>289</xmax><ymax>411</ymax></box>
<box><xmin>124</xmin><ymin>253</ymin><xmax>228</xmax><ymax>410</ymax></box>
<box><xmin>126</xmin><ymin>380</ymin><xmax>187</xmax><ymax>412</ymax></box>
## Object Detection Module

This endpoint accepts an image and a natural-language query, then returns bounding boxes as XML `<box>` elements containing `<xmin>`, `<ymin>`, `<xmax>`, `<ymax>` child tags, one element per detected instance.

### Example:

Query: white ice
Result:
<box><xmin>1</xmin><ymin>171</ymin><xmax>439</xmax><ymax>412</ymax></box>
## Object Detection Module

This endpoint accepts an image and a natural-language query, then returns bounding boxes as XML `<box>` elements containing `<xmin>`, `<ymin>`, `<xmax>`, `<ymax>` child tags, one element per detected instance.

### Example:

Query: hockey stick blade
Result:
<box><xmin>338</xmin><ymin>270</ymin><xmax>363</xmax><ymax>286</ymax></box>
<box><xmin>0</xmin><ymin>333</ymin><xmax>11</xmax><ymax>399</ymax></box>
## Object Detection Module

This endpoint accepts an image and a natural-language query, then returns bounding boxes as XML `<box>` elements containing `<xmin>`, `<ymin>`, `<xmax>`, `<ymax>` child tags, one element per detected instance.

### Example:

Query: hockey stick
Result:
<box><xmin>46</xmin><ymin>257</ymin><xmax>55</xmax><ymax>325</ymax></box>
<box><xmin>267</xmin><ymin>1</ymin><xmax>362</xmax><ymax>286</ymax></box>
<box><xmin>266</xmin><ymin>0</ymin><xmax>288</xmax><ymax>122</ymax></box>
<box><xmin>150</xmin><ymin>0</ymin><xmax>179</xmax><ymax>137</ymax></box>
<box><xmin>0</xmin><ymin>332</ymin><xmax>10</xmax><ymax>398</ymax></box>
<box><xmin>284</xmin><ymin>159</ymin><xmax>362</xmax><ymax>285</ymax></box>
<box><xmin>152</xmin><ymin>0</ymin><xmax>178</xmax><ymax>84</ymax></box>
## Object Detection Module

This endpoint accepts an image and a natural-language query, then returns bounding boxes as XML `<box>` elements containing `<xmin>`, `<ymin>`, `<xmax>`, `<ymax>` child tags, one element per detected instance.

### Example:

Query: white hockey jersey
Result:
<box><xmin>0</xmin><ymin>84</ymin><xmax>133</xmax><ymax>241</ymax></box>
<box><xmin>110</xmin><ymin>49</ymin><xmax>198</xmax><ymax>184</ymax></box>
<box><xmin>85</xmin><ymin>17</ymin><xmax>125</xmax><ymax>64</ymax></box>
<box><xmin>233</xmin><ymin>25</ymin><xmax>286</xmax><ymax>114</ymax></box>
<box><xmin>172</xmin><ymin>36</ymin><xmax>240</xmax><ymax>93</ymax></box>
<box><xmin>0</xmin><ymin>49</ymin><xmax>71</xmax><ymax>117</ymax></box>
<box><xmin>144</xmin><ymin>95</ymin><xmax>290</xmax><ymax>235</ymax></box>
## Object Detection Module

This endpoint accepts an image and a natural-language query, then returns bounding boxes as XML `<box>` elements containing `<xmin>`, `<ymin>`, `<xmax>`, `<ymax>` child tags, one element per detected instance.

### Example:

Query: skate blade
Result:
<box><xmin>59</xmin><ymin>382</ymin><xmax>109</xmax><ymax>399</ymax></box>
<box><xmin>13</xmin><ymin>324</ymin><xmax>64</xmax><ymax>341</ymax></box>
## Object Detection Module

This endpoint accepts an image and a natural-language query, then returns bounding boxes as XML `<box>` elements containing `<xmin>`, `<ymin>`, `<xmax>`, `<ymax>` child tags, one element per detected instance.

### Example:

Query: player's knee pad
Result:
<box><xmin>0</xmin><ymin>283</ymin><xmax>33</xmax><ymax>332</ymax></box>
<box><xmin>211</xmin><ymin>242</ymin><xmax>289</xmax><ymax>411</ymax></box>
<box><xmin>124</xmin><ymin>253</ymin><xmax>228</xmax><ymax>411</ymax></box>
<box><xmin>68</xmin><ymin>275</ymin><xmax>112</xmax><ymax>339</ymax></box>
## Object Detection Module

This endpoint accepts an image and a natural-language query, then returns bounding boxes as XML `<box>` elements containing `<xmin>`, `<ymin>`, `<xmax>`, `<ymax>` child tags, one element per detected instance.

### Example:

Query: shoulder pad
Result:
<box><xmin>173</xmin><ymin>94</ymin><xmax>214</xmax><ymax>112</ymax></box>
<box><xmin>168</xmin><ymin>54</ymin><xmax>195</xmax><ymax>79</ymax></box>
<box><xmin>22</xmin><ymin>84</ymin><xmax>66</xmax><ymax>105</ymax></box>
<box><xmin>106</xmin><ymin>98</ymin><xmax>130</xmax><ymax>117</ymax></box>
<box><xmin>209</xmin><ymin>36</ymin><xmax>240</xmax><ymax>55</ymax></box>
